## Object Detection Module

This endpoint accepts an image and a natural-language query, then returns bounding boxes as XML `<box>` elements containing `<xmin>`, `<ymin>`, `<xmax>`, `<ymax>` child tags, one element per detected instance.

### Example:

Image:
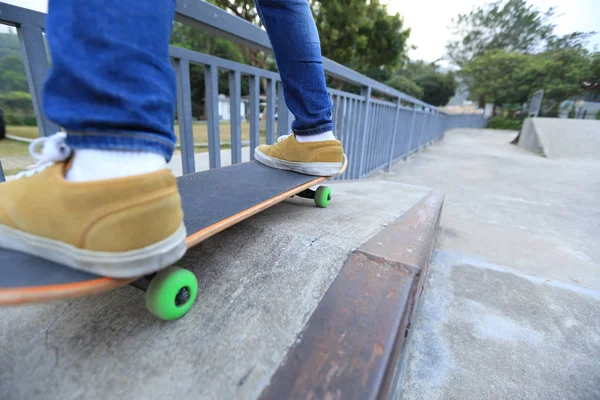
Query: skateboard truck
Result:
<box><xmin>294</xmin><ymin>186</ymin><xmax>332</xmax><ymax>208</ymax></box>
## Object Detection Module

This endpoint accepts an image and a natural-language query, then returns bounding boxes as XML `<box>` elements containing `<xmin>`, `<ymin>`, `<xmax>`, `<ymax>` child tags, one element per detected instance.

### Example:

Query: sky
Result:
<box><xmin>4</xmin><ymin>0</ymin><xmax>600</xmax><ymax>64</ymax></box>
<box><xmin>386</xmin><ymin>0</ymin><xmax>600</xmax><ymax>64</ymax></box>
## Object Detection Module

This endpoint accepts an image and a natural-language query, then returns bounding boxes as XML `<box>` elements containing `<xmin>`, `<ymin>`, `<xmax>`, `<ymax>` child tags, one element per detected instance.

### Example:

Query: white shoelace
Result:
<box><xmin>16</xmin><ymin>132</ymin><xmax>72</xmax><ymax>179</ymax></box>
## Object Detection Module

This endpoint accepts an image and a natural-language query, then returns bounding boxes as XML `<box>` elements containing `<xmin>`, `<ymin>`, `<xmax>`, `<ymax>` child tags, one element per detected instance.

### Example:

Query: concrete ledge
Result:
<box><xmin>259</xmin><ymin>190</ymin><xmax>444</xmax><ymax>400</ymax></box>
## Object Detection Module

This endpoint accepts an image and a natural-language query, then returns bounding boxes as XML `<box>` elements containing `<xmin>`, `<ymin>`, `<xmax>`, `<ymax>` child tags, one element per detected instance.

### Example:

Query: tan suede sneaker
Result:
<box><xmin>0</xmin><ymin>162</ymin><xmax>186</xmax><ymax>278</ymax></box>
<box><xmin>254</xmin><ymin>134</ymin><xmax>345</xmax><ymax>176</ymax></box>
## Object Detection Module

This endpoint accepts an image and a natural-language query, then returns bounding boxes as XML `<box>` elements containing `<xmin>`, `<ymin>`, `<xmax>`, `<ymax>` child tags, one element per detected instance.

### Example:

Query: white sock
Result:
<box><xmin>295</xmin><ymin>130</ymin><xmax>336</xmax><ymax>143</ymax></box>
<box><xmin>66</xmin><ymin>149</ymin><xmax>166</xmax><ymax>182</ymax></box>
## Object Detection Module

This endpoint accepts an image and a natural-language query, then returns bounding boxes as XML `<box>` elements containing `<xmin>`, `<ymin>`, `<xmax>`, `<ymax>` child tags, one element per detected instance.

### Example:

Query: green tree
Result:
<box><xmin>0</xmin><ymin>55</ymin><xmax>28</xmax><ymax>93</ymax></box>
<box><xmin>447</xmin><ymin>0</ymin><xmax>594</xmax><ymax>67</ymax></box>
<box><xmin>170</xmin><ymin>22</ymin><xmax>248</xmax><ymax>118</ymax></box>
<box><xmin>415</xmin><ymin>71</ymin><xmax>458</xmax><ymax>106</ymax></box>
<box><xmin>460</xmin><ymin>48</ymin><xmax>597</xmax><ymax>107</ymax></box>
<box><xmin>533</xmin><ymin>48</ymin><xmax>596</xmax><ymax>101</ymax></box>
<box><xmin>385</xmin><ymin>60</ymin><xmax>457</xmax><ymax>105</ymax></box>
<box><xmin>448</xmin><ymin>0</ymin><xmax>553</xmax><ymax>66</ymax></box>
<box><xmin>385</xmin><ymin>75</ymin><xmax>423</xmax><ymax>99</ymax></box>
<box><xmin>311</xmin><ymin>0</ymin><xmax>410</xmax><ymax>79</ymax></box>
<box><xmin>209</xmin><ymin>0</ymin><xmax>275</xmax><ymax>72</ymax></box>
<box><xmin>0</xmin><ymin>32</ymin><xmax>21</xmax><ymax>59</ymax></box>
<box><xmin>459</xmin><ymin>50</ymin><xmax>532</xmax><ymax>106</ymax></box>
<box><xmin>0</xmin><ymin>91</ymin><xmax>33</xmax><ymax>114</ymax></box>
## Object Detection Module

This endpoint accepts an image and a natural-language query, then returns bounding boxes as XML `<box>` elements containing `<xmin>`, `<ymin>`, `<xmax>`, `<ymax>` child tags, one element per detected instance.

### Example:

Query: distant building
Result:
<box><xmin>217</xmin><ymin>94</ymin><xmax>248</xmax><ymax>121</ymax></box>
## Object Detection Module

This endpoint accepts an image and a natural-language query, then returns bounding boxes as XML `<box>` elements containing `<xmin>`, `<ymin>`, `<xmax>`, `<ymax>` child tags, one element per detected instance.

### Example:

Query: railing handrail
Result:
<box><xmin>174</xmin><ymin>0</ymin><xmax>442</xmax><ymax>112</ymax></box>
<box><xmin>0</xmin><ymin>0</ymin><xmax>444</xmax><ymax>113</ymax></box>
<box><xmin>0</xmin><ymin>2</ymin><xmax>45</xmax><ymax>28</ymax></box>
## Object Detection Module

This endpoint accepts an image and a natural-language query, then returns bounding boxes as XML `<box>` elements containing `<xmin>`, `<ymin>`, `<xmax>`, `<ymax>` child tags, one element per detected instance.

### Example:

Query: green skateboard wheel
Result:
<box><xmin>314</xmin><ymin>186</ymin><xmax>332</xmax><ymax>208</ymax></box>
<box><xmin>145</xmin><ymin>267</ymin><xmax>198</xmax><ymax>321</ymax></box>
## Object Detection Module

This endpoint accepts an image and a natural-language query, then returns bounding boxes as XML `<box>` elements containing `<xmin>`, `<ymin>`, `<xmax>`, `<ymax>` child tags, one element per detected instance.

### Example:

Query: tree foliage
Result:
<box><xmin>386</xmin><ymin>61</ymin><xmax>457</xmax><ymax>106</ymax></box>
<box><xmin>447</xmin><ymin>0</ymin><xmax>595</xmax><ymax>67</ymax></box>
<box><xmin>385</xmin><ymin>75</ymin><xmax>423</xmax><ymax>99</ymax></box>
<box><xmin>311</xmin><ymin>0</ymin><xmax>410</xmax><ymax>77</ymax></box>
<box><xmin>459</xmin><ymin>48</ymin><xmax>598</xmax><ymax>106</ymax></box>
<box><xmin>450</xmin><ymin>0</ymin><xmax>598</xmax><ymax>107</ymax></box>
<box><xmin>416</xmin><ymin>71</ymin><xmax>458</xmax><ymax>106</ymax></box>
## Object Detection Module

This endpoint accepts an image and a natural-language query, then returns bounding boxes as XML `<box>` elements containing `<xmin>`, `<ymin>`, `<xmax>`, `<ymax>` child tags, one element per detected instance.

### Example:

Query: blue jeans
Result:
<box><xmin>43</xmin><ymin>0</ymin><xmax>333</xmax><ymax>161</ymax></box>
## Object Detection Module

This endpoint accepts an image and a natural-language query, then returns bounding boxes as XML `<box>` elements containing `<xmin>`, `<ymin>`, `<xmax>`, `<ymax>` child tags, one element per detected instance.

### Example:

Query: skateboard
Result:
<box><xmin>0</xmin><ymin>158</ymin><xmax>347</xmax><ymax>320</ymax></box>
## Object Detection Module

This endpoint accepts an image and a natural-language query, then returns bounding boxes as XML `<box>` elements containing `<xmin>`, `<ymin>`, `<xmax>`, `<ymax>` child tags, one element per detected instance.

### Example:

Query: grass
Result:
<box><xmin>175</xmin><ymin>121</ymin><xmax>256</xmax><ymax>145</ymax></box>
<box><xmin>0</xmin><ymin>136</ymin><xmax>30</xmax><ymax>158</ymax></box>
<box><xmin>5</xmin><ymin>125</ymin><xmax>40</xmax><ymax>140</ymax></box>
<box><xmin>4</xmin><ymin>121</ymin><xmax>266</xmax><ymax>147</ymax></box>
<box><xmin>0</xmin><ymin>122</ymin><xmax>268</xmax><ymax>175</ymax></box>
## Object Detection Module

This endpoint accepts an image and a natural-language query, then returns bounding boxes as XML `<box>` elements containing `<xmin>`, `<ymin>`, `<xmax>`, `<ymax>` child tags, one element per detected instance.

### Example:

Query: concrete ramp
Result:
<box><xmin>517</xmin><ymin>117</ymin><xmax>600</xmax><ymax>159</ymax></box>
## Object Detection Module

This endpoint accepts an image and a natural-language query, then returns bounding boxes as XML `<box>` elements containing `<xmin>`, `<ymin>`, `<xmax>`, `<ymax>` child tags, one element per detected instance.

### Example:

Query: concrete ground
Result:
<box><xmin>385</xmin><ymin>129</ymin><xmax>600</xmax><ymax>399</ymax></box>
<box><xmin>0</xmin><ymin>179</ymin><xmax>430</xmax><ymax>399</ymax></box>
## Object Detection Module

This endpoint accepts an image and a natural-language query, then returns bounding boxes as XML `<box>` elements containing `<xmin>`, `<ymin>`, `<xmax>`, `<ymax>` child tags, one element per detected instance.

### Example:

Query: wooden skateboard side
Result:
<box><xmin>0</xmin><ymin>158</ymin><xmax>346</xmax><ymax>306</ymax></box>
<box><xmin>0</xmin><ymin>275</ymin><xmax>134</xmax><ymax>306</ymax></box>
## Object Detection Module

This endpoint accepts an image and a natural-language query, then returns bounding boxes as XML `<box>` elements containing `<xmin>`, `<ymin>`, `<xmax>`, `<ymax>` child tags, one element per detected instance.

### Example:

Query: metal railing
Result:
<box><xmin>0</xmin><ymin>1</ymin><xmax>486</xmax><ymax>181</ymax></box>
<box><xmin>444</xmin><ymin>114</ymin><xmax>488</xmax><ymax>131</ymax></box>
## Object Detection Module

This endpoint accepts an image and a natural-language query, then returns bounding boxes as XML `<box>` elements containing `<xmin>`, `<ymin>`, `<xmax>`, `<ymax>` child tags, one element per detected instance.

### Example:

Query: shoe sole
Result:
<box><xmin>254</xmin><ymin>148</ymin><xmax>344</xmax><ymax>176</ymax></box>
<box><xmin>0</xmin><ymin>223</ymin><xmax>187</xmax><ymax>278</ymax></box>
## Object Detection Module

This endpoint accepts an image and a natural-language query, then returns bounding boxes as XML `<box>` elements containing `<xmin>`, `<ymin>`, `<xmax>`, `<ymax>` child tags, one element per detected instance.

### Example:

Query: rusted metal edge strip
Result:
<box><xmin>259</xmin><ymin>190</ymin><xmax>444</xmax><ymax>400</ymax></box>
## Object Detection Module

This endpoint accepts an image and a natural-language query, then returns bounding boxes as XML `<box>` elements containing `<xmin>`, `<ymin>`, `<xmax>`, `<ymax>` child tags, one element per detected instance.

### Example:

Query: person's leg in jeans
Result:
<box><xmin>0</xmin><ymin>0</ymin><xmax>186</xmax><ymax>277</ymax></box>
<box><xmin>253</xmin><ymin>0</ymin><xmax>345</xmax><ymax>176</ymax></box>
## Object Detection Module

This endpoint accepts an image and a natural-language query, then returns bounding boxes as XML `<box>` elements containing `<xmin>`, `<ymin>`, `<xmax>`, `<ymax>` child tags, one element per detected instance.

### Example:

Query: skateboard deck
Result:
<box><xmin>0</xmin><ymin>158</ymin><xmax>347</xmax><ymax>319</ymax></box>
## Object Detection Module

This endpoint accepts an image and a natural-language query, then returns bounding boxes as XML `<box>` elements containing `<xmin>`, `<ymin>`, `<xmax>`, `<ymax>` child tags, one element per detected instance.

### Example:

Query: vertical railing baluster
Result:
<box><xmin>266</xmin><ymin>79</ymin><xmax>276</xmax><ymax>144</ymax></box>
<box><xmin>382</xmin><ymin>106</ymin><xmax>392</xmax><ymax>167</ymax></box>
<box><xmin>205</xmin><ymin>64</ymin><xmax>221</xmax><ymax>168</ymax></box>
<box><xmin>277</xmin><ymin>82</ymin><xmax>290</xmax><ymax>138</ymax></box>
<box><xmin>414</xmin><ymin>109</ymin><xmax>425</xmax><ymax>152</ymax></box>
<box><xmin>175</xmin><ymin>58</ymin><xmax>195</xmax><ymax>174</ymax></box>
<box><xmin>0</xmin><ymin>160</ymin><xmax>5</xmax><ymax>183</ymax></box>
<box><xmin>419</xmin><ymin>110</ymin><xmax>429</xmax><ymax>149</ymax></box>
<box><xmin>386</xmin><ymin>99</ymin><xmax>400</xmax><ymax>171</ymax></box>
<box><xmin>338</xmin><ymin>97</ymin><xmax>347</xmax><ymax>144</ymax></box>
<box><xmin>338</xmin><ymin>97</ymin><xmax>351</xmax><ymax>180</ymax></box>
<box><xmin>365</xmin><ymin>103</ymin><xmax>374</xmax><ymax>174</ymax></box>
<box><xmin>351</xmin><ymin>99</ymin><xmax>362</xmax><ymax>179</ymax></box>
<box><xmin>249</xmin><ymin>75</ymin><xmax>260</xmax><ymax>160</ymax></box>
<box><xmin>370</xmin><ymin>104</ymin><xmax>379</xmax><ymax>171</ymax></box>
<box><xmin>374</xmin><ymin>105</ymin><xmax>383</xmax><ymax>169</ymax></box>
<box><xmin>405</xmin><ymin>105</ymin><xmax>417</xmax><ymax>159</ymax></box>
<box><xmin>331</xmin><ymin>95</ymin><xmax>339</xmax><ymax>138</ymax></box>
<box><xmin>358</xmin><ymin>87</ymin><xmax>372</xmax><ymax>178</ymax></box>
<box><xmin>175</xmin><ymin>59</ymin><xmax>196</xmax><ymax>175</ymax></box>
<box><xmin>369</xmin><ymin>104</ymin><xmax>379</xmax><ymax>172</ymax></box>
<box><xmin>229</xmin><ymin>70</ymin><xmax>242</xmax><ymax>164</ymax></box>
<box><xmin>18</xmin><ymin>24</ymin><xmax>59</xmax><ymax>137</ymax></box>
<box><xmin>386</xmin><ymin>98</ymin><xmax>400</xmax><ymax>172</ymax></box>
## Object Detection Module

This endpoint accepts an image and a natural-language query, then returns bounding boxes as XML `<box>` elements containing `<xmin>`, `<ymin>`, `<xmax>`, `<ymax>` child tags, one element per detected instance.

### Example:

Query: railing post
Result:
<box><xmin>174</xmin><ymin>59</ymin><xmax>195</xmax><ymax>174</ymax></box>
<box><xmin>266</xmin><ymin>79</ymin><xmax>276</xmax><ymax>144</ymax></box>
<box><xmin>415</xmin><ymin>108</ymin><xmax>426</xmax><ymax>150</ymax></box>
<box><xmin>229</xmin><ymin>70</ymin><xmax>242</xmax><ymax>164</ymax></box>
<box><xmin>404</xmin><ymin>105</ymin><xmax>417</xmax><ymax>159</ymax></box>
<box><xmin>277</xmin><ymin>82</ymin><xmax>291</xmax><ymax>137</ymax></box>
<box><xmin>386</xmin><ymin>98</ymin><xmax>401</xmax><ymax>172</ymax></box>
<box><xmin>0</xmin><ymin>160</ymin><xmax>5</xmax><ymax>183</ymax></box>
<box><xmin>249</xmin><ymin>75</ymin><xmax>260</xmax><ymax>160</ymax></box>
<box><xmin>17</xmin><ymin>24</ymin><xmax>59</xmax><ymax>137</ymax></box>
<box><xmin>204</xmin><ymin>64</ymin><xmax>221</xmax><ymax>168</ymax></box>
<box><xmin>358</xmin><ymin>86</ymin><xmax>372</xmax><ymax>178</ymax></box>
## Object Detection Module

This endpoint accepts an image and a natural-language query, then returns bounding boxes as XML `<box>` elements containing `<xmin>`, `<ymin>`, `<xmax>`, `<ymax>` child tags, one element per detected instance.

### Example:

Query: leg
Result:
<box><xmin>253</xmin><ymin>0</ymin><xmax>345</xmax><ymax>175</ymax></box>
<box><xmin>0</xmin><ymin>0</ymin><xmax>186</xmax><ymax>277</ymax></box>
<box><xmin>254</xmin><ymin>0</ymin><xmax>333</xmax><ymax>136</ymax></box>
<box><xmin>44</xmin><ymin>0</ymin><xmax>177</xmax><ymax>161</ymax></box>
